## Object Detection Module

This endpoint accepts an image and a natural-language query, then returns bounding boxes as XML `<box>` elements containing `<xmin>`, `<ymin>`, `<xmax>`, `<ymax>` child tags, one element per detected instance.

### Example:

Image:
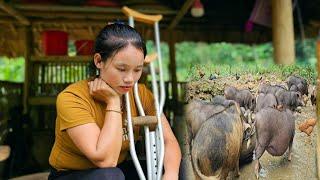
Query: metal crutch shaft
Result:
<box><xmin>122</xmin><ymin>6</ymin><xmax>165</xmax><ymax>180</ymax></box>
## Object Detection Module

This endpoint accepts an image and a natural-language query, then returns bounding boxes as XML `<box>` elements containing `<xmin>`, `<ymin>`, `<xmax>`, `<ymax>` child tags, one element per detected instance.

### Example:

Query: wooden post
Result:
<box><xmin>23</xmin><ymin>25</ymin><xmax>32</xmax><ymax>114</ymax></box>
<box><xmin>271</xmin><ymin>0</ymin><xmax>295</xmax><ymax>65</ymax></box>
<box><xmin>168</xmin><ymin>31</ymin><xmax>178</xmax><ymax>121</ymax></box>
<box><xmin>316</xmin><ymin>36</ymin><xmax>320</xmax><ymax>179</ymax></box>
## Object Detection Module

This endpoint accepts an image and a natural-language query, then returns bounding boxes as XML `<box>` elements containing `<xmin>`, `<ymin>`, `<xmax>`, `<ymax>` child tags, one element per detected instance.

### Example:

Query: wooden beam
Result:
<box><xmin>168</xmin><ymin>31</ymin><xmax>178</xmax><ymax>115</ymax></box>
<box><xmin>167</xmin><ymin>0</ymin><xmax>194</xmax><ymax>30</ymax></box>
<box><xmin>0</xmin><ymin>1</ymin><xmax>30</xmax><ymax>25</ymax></box>
<box><xmin>23</xmin><ymin>11</ymin><xmax>125</xmax><ymax>21</ymax></box>
<box><xmin>30</xmin><ymin>56</ymin><xmax>91</xmax><ymax>62</ymax></box>
<box><xmin>31</xmin><ymin>19</ymin><xmax>107</xmax><ymax>26</ymax></box>
<box><xmin>0</xmin><ymin>17</ymin><xmax>19</xmax><ymax>24</ymax></box>
<box><xmin>23</xmin><ymin>26</ymin><xmax>32</xmax><ymax>113</ymax></box>
<box><xmin>13</xmin><ymin>4</ymin><xmax>177</xmax><ymax>15</ymax></box>
<box><xmin>28</xmin><ymin>97</ymin><xmax>56</xmax><ymax>105</ymax></box>
<box><xmin>271</xmin><ymin>0</ymin><xmax>295</xmax><ymax>65</ymax></box>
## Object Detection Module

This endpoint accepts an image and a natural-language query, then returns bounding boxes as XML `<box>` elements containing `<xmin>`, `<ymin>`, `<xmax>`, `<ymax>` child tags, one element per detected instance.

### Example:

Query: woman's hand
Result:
<box><xmin>88</xmin><ymin>78</ymin><xmax>120</xmax><ymax>104</ymax></box>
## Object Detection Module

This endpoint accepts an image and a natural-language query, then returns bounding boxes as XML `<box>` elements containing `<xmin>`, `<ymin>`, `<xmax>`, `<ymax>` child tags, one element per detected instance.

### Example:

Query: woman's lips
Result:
<box><xmin>120</xmin><ymin>86</ymin><xmax>133</xmax><ymax>91</ymax></box>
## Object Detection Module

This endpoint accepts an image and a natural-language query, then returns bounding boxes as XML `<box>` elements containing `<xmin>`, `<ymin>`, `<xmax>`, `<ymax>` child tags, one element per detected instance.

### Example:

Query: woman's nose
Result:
<box><xmin>123</xmin><ymin>73</ymin><xmax>134</xmax><ymax>83</ymax></box>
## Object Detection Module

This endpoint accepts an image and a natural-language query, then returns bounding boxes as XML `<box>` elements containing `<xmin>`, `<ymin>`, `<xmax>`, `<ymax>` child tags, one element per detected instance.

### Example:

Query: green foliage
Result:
<box><xmin>146</xmin><ymin>40</ymin><xmax>170</xmax><ymax>81</ymax></box>
<box><xmin>0</xmin><ymin>57</ymin><xmax>25</xmax><ymax>82</ymax></box>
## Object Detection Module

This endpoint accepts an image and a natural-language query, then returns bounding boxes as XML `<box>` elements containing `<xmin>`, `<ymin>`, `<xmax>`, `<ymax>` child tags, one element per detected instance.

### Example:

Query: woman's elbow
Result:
<box><xmin>94</xmin><ymin>159</ymin><xmax>118</xmax><ymax>168</ymax></box>
<box><xmin>90</xmin><ymin>153</ymin><xmax>118</xmax><ymax>168</ymax></box>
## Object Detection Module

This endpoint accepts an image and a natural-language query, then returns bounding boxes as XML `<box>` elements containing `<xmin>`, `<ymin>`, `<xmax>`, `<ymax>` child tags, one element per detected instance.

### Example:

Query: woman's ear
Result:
<box><xmin>93</xmin><ymin>53</ymin><xmax>103</xmax><ymax>69</ymax></box>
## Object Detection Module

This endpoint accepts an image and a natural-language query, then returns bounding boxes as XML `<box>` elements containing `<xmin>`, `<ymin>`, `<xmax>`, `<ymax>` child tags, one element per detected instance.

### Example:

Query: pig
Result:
<box><xmin>287</xmin><ymin>75</ymin><xmax>308</xmax><ymax>96</ymax></box>
<box><xmin>311</xmin><ymin>86</ymin><xmax>316</xmax><ymax>106</ymax></box>
<box><xmin>254</xmin><ymin>107</ymin><xmax>295</xmax><ymax>179</ymax></box>
<box><xmin>275</xmin><ymin>89</ymin><xmax>304</xmax><ymax>111</ymax></box>
<box><xmin>224</xmin><ymin>86</ymin><xmax>255</xmax><ymax>111</ymax></box>
<box><xmin>258</xmin><ymin>84</ymin><xmax>286</xmax><ymax>95</ymax></box>
<box><xmin>185</xmin><ymin>96</ymin><xmax>249</xmax><ymax>179</ymax></box>
<box><xmin>185</xmin><ymin>96</ymin><xmax>236</xmax><ymax>141</ymax></box>
<box><xmin>239</xmin><ymin>108</ymin><xmax>256</xmax><ymax>164</ymax></box>
<box><xmin>255</xmin><ymin>93</ymin><xmax>278</xmax><ymax>112</ymax></box>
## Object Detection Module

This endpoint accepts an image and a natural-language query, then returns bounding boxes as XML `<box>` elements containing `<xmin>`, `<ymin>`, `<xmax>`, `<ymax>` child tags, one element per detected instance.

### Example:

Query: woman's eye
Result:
<box><xmin>117</xmin><ymin>68</ymin><xmax>126</xmax><ymax>72</ymax></box>
<box><xmin>134</xmin><ymin>68</ymin><xmax>142</xmax><ymax>72</ymax></box>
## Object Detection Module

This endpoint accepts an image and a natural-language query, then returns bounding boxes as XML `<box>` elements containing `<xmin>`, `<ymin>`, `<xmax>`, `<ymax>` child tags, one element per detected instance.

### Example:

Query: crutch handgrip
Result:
<box><xmin>122</xmin><ymin>6</ymin><xmax>163</xmax><ymax>25</ymax></box>
<box><xmin>132</xmin><ymin>116</ymin><xmax>158</xmax><ymax>131</ymax></box>
<box><xmin>144</xmin><ymin>52</ymin><xmax>158</xmax><ymax>65</ymax></box>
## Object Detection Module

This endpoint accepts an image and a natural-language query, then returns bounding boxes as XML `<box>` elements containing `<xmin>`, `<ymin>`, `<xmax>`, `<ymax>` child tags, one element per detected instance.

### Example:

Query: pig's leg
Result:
<box><xmin>186</xmin><ymin>125</ymin><xmax>193</xmax><ymax>155</ymax></box>
<box><xmin>288</xmin><ymin>135</ymin><xmax>294</xmax><ymax>161</ymax></box>
<box><xmin>235</xmin><ymin>159</ymin><xmax>240</xmax><ymax>177</ymax></box>
<box><xmin>254</xmin><ymin>144</ymin><xmax>265</xmax><ymax>179</ymax></box>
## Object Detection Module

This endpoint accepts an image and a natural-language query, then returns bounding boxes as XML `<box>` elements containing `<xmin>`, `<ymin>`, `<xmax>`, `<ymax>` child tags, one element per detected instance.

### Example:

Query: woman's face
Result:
<box><xmin>98</xmin><ymin>44</ymin><xmax>144</xmax><ymax>95</ymax></box>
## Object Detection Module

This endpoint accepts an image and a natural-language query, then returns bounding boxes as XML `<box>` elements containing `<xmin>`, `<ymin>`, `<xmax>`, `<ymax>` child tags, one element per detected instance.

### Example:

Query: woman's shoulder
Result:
<box><xmin>57</xmin><ymin>80</ymin><xmax>90</xmax><ymax>100</ymax></box>
<box><xmin>137</xmin><ymin>83</ymin><xmax>152</xmax><ymax>94</ymax></box>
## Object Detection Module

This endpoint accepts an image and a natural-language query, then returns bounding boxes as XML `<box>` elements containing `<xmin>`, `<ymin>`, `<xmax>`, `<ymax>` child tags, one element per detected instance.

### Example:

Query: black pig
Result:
<box><xmin>254</xmin><ymin>107</ymin><xmax>295</xmax><ymax>179</ymax></box>
<box><xmin>224</xmin><ymin>86</ymin><xmax>255</xmax><ymax>111</ymax></box>
<box><xmin>185</xmin><ymin>96</ymin><xmax>250</xmax><ymax>179</ymax></box>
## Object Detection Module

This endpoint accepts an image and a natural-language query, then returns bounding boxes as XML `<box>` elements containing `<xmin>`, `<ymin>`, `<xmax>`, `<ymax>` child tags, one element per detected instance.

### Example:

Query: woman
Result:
<box><xmin>48</xmin><ymin>23</ymin><xmax>181</xmax><ymax>180</ymax></box>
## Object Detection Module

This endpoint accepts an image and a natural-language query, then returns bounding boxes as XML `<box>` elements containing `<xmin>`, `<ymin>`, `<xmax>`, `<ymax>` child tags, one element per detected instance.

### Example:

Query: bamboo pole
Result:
<box><xmin>271</xmin><ymin>0</ymin><xmax>295</xmax><ymax>65</ymax></box>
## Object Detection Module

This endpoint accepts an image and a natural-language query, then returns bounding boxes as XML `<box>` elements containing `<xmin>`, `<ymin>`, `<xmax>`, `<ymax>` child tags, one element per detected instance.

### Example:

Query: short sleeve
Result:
<box><xmin>140</xmin><ymin>84</ymin><xmax>156</xmax><ymax>116</ymax></box>
<box><xmin>57</xmin><ymin>92</ymin><xmax>95</xmax><ymax>131</ymax></box>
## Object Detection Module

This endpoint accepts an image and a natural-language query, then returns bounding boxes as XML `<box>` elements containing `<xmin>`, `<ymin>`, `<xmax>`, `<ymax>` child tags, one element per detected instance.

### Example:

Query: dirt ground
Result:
<box><xmin>178</xmin><ymin>73</ymin><xmax>318</xmax><ymax>180</ymax></box>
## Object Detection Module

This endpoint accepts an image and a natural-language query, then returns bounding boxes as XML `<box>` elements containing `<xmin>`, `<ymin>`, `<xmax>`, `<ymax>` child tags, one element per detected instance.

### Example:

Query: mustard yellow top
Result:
<box><xmin>49</xmin><ymin>80</ymin><xmax>156</xmax><ymax>171</ymax></box>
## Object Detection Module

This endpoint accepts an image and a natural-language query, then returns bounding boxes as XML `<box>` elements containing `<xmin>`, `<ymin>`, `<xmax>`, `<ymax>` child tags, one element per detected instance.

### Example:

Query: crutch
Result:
<box><xmin>122</xmin><ymin>6</ymin><xmax>166</xmax><ymax>180</ymax></box>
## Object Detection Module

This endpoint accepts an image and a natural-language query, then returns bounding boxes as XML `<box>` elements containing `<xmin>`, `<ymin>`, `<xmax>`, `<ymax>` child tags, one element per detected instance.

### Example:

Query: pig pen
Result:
<box><xmin>180</xmin><ymin>74</ymin><xmax>317</xmax><ymax>180</ymax></box>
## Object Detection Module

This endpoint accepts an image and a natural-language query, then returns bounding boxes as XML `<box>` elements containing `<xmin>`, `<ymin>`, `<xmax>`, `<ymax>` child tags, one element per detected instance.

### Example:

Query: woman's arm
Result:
<box><xmin>67</xmin><ymin>98</ymin><xmax>122</xmax><ymax>168</ymax></box>
<box><xmin>66</xmin><ymin>78</ymin><xmax>123</xmax><ymax>168</ymax></box>
<box><xmin>161</xmin><ymin>114</ymin><xmax>182</xmax><ymax>180</ymax></box>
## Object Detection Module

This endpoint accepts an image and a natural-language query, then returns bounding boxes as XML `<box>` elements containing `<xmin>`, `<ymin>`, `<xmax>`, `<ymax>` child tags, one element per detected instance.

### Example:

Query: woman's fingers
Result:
<box><xmin>92</xmin><ymin>78</ymin><xmax>99</xmax><ymax>92</ymax></box>
<box><xmin>89</xmin><ymin>81</ymin><xmax>93</xmax><ymax>95</ymax></box>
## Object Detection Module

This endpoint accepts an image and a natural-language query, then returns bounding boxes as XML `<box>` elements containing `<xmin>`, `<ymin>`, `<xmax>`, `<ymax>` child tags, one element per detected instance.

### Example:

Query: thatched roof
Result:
<box><xmin>1</xmin><ymin>0</ymin><xmax>320</xmax><ymax>57</ymax></box>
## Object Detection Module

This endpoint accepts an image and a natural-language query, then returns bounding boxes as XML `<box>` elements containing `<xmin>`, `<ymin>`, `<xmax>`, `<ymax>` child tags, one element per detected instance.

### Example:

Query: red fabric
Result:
<box><xmin>249</xmin><ymin>0</ymin><xmax>272</xmax><ymax>27</ymax></box>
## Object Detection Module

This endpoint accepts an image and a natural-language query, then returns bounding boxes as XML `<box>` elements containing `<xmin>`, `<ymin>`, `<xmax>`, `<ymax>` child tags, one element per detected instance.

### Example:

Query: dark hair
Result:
<box><xmin>88</xmin><ymin>23</ymin><xmax>147</xmax><ymax>77</ymax></box>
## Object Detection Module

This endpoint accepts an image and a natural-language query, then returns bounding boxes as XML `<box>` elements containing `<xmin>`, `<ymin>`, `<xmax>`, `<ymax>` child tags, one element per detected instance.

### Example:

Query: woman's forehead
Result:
<box><xmin>111</xmin><ymin>45</ymin><xmax>144</xmax><ymax>65</ymax></box>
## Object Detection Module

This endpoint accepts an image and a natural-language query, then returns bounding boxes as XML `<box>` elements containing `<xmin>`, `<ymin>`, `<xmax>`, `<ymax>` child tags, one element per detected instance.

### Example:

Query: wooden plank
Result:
<box><xmin>0</xmin><ymin>1</ymin><xmax>30</xmax><ymax>25</ymax></box>
<box><xmin>28</xmin><ymin>96</ymin><xmax>56</xmax><ymax>105</ymax></box>
<box><xmin>167</xmin><ymin>0</ymin><xmax>194</xmax><ymax>30</ymax></box>
<box><xmin>31</xmin><ymin>56</ymin><xmax>92</xmax><ymax>62</ymax></box>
